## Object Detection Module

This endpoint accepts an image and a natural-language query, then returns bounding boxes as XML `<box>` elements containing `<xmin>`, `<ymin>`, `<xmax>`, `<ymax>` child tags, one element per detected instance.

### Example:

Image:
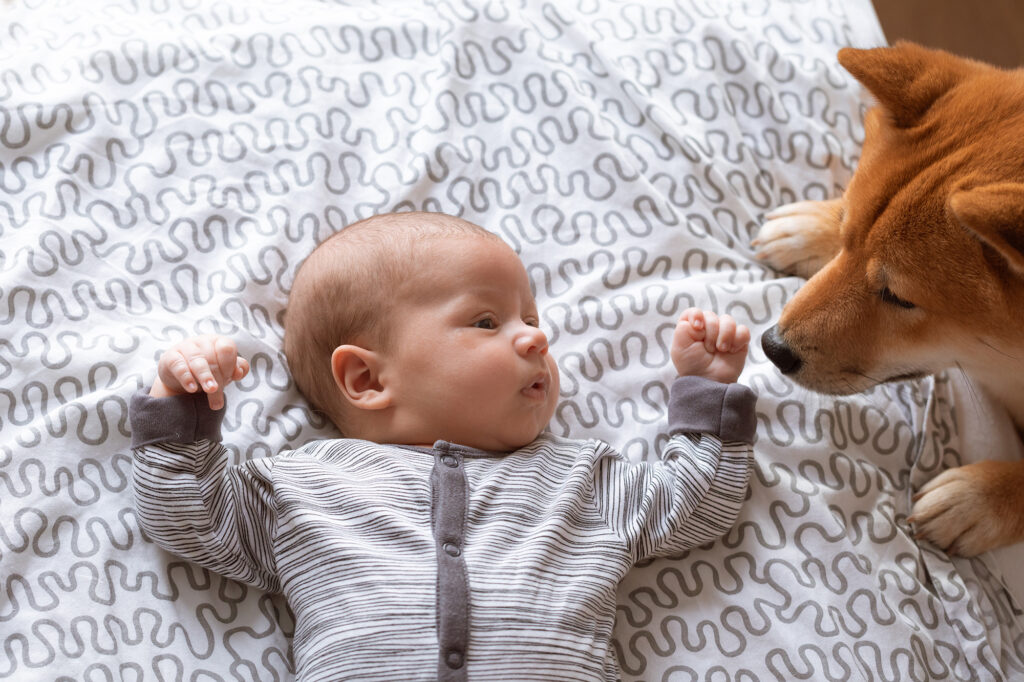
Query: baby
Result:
<box><xmin>130</xmin><ymin>211</ymin><xmax>756</xmax><ymax>681</ymax></box>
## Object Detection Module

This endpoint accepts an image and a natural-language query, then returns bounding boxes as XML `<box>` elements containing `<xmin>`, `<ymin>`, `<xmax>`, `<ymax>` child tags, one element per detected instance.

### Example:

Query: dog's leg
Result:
<box><xmin>752</xmin><ymin>198</ymin><xmax>844</xmax><ymax>279</ymax></box>
<box><xmin>910</xmin><ymin>459</ymin><xmax>1024</xmax><ymax>556</ymax></box>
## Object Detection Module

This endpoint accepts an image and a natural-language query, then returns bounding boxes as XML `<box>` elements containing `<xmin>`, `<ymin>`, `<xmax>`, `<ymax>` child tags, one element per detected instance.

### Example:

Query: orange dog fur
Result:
<box><xmin>754</xmin><ymin>42</ymin><xmax>1024</xmax><ymax>557</ymax></box>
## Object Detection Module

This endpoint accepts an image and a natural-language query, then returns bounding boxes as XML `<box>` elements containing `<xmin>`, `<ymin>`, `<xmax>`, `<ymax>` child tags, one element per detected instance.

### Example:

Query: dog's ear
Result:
<box><xmin>949</xmin><ymin>183</ymin><xmax>1024</xmax><ymax>276</ymax></box>
<box><xmin>838</xmin><ymin>41</ymin><xmax>977</xmax><ymax>128</ymax></box>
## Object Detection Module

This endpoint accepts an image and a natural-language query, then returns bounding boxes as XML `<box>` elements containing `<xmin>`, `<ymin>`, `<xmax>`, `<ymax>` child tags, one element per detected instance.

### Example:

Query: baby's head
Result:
<box><xmin>284</xmin><ymin>212</ymin><xmax>559</xmax><ymax>451</ymax></box>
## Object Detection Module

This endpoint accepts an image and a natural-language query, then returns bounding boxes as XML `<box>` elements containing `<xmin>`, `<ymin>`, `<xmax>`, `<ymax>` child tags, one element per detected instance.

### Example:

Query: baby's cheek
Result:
<box><xmin>544</xmin><ymin>353</ymin><xmax>559</xmax><ymax>385</ymax></box>
<box><xmin>547</xmin><ymin>361</ymin><xmax>561</xmax><ymax>411</ymax></box>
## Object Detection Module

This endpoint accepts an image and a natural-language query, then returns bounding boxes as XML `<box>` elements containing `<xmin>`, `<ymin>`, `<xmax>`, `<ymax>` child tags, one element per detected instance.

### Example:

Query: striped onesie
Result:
<box><xmin>130</xmin><ymin>376</ymin><xmax>756</xmax><ymax>681</ymax></box>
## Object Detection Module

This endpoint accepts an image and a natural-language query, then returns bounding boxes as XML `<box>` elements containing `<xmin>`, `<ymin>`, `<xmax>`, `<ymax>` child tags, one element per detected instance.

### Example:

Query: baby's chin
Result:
<box><xmin>448</xmin><ymin>423</ymin><xmax>550</xmax><ymax>453</ymax></box>
<box><xmin>395</xmin><ymin>407</ymin><xmax>556</xmax><ymax>452</ymax></box>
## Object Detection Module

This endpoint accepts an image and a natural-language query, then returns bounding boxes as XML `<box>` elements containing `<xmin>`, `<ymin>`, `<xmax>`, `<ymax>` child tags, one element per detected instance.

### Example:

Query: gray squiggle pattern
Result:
<box><xmin>1</xmin><ymin>0</ymin><xmax>1021</xmax><ymax>679</ymax></box>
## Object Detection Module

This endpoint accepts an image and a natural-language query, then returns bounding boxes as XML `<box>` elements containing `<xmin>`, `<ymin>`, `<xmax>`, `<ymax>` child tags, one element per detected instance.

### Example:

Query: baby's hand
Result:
<box><xmin>670</xmin><ymin>308</ymin><xmax>750</xmax><ymax>383</ymax></box>
<box><xmin>151</xmin><ymin>334</ymin><xmax>250</xmax><ymax>410</ymax></box>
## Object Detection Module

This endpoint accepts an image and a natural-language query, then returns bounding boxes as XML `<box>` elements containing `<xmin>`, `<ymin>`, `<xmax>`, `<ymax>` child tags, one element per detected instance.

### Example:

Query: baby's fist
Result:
<box><xmin>151</xmin><ymin>334</ymin><xmax>249</xmax><ymax>410</ymax></box>
<box><xmin>670</xmin><ymin>309</ymin><xmax>749</xmax><ymax>383</ymax></box>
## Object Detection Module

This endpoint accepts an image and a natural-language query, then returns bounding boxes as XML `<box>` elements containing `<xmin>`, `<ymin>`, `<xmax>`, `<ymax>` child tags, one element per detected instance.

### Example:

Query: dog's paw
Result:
<box><xmin>752</xmin><ymin>199</ymin><xmax>844</xmax><ymax>279</ymax></box>
<box><xmin>910</xmin><ymin>460</ymin><xmax>1024</xmax><ymax>557</ymax></box>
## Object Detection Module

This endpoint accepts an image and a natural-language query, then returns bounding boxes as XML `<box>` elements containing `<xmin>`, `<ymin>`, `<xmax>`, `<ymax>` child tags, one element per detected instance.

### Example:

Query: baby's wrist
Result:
<box><xmin>149</xmin><ymin>377</ymin><xmax>184</xmax><ymax>398</ymax></box>
<box><xmin>677</xmin><ymin>370</ymin><xmax>744</xmax><ymax>385</ymax></box>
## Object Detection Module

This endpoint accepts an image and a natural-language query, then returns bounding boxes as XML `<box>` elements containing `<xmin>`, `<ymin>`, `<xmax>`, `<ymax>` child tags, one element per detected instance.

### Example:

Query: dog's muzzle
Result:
<box><xmin>761</xmin><ymin>325</ymin><xmax>803</xmax><ymax>375</ymax></box>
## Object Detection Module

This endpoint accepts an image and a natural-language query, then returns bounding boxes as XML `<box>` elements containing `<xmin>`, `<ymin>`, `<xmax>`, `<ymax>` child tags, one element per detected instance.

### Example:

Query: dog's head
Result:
<box><xmin>763</xmin><ymin>42</ymin><xmax>1024</xmax><ymax>395</ymax></box>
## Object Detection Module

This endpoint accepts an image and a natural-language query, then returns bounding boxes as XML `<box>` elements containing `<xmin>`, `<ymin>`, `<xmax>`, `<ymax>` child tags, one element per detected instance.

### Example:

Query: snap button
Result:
<box><xmin>441</xmin><ymin>454</ymin><xmax>459</xmax><ymax>468</ymax></box>
<box><xmin>443</xmin><ymin>541</ymin><xmax>461</xmax><ymax>557</ymax></box>
<box><xmin>445</xmin><ymin>649</ymin><xmax>464</xmax><ymax>668</ymax></box>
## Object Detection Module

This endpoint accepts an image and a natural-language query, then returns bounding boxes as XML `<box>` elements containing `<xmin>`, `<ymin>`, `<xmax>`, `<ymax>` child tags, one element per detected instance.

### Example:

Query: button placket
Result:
<box><xmin>430</xmin><ymin>444</ymin><xmax>470</xmax><ymax>681</ymax></box>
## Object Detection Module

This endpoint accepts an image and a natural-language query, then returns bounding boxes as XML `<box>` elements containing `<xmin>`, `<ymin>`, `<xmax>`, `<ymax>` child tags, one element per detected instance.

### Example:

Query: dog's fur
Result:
<box><xmin>753</xmin><ymin>41</ymin><xmax>1024</xmax><ymax>557</ymax></box>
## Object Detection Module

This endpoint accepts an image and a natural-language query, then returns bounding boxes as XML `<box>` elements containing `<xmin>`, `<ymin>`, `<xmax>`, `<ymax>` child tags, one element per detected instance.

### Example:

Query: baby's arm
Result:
<box><xmin>592</xmin><ymin>308</ymin><xmax>755</xmax><ymax>561</ymax></box>
<box><xmin>131</xmin><ymin>335</ymin><xmax>279</xmax><ymax>592</ymax></box>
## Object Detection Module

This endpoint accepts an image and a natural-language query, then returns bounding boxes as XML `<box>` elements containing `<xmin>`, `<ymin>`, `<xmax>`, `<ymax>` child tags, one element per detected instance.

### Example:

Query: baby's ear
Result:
<box><xmin>331</xmin><ymin>345</ymin><xmax>392</xmax><ymax>410</ymax></box>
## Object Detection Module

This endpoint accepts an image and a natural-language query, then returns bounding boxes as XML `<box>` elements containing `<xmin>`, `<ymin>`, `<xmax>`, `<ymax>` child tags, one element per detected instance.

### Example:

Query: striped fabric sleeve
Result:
<box><xmin>130</xmin><ymin>391</ymin><xmax>281</xmax><ymax>593</ymax></box>
<box><xmin>591</xmin><ymin>377</ymin><xmax>755</xmax><ymax>562</ymax></box>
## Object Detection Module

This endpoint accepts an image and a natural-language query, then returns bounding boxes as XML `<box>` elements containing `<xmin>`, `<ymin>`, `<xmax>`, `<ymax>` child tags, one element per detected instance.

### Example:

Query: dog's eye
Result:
<box><xmin>880</xmin><ymin>287</ymin><xmax>916</xmax><ymax>309</ymax></box>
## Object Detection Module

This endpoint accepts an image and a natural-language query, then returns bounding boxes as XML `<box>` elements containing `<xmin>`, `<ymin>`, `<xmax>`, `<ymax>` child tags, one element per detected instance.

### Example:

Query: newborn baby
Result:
<box><xmin>130</xmin><ymin>211</ymin><xmax>757</xmax><ymax>681</ymax></box>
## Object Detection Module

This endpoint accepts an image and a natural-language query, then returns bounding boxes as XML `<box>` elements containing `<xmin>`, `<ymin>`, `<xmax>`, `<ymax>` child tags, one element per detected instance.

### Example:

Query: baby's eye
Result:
<box><xmin>473</xmin><ymin>317</ymin><xmax>497</xmax><ymax>330</ymax></box>
<box><xmin>524</xmin><ymin>318</ymin><xmax>539</xmax><ymax>328</ymax></box>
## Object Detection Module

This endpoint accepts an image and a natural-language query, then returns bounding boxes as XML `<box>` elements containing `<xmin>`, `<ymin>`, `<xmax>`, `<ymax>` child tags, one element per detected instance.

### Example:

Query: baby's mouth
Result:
<box><xmin>521</xmin><ymin>374</ymin><xmax>549</xmax><ymax>399</ymax></box>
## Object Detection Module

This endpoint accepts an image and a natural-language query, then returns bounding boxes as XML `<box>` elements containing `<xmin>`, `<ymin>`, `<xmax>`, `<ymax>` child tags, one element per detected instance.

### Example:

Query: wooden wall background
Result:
<box><xmin>871</xmin><ymin>0</ymin><xmax>1024</xmax><ymax>68</ymax></box>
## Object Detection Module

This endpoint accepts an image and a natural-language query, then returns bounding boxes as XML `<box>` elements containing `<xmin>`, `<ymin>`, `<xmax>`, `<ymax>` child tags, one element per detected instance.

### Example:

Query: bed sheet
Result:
<box><xmin>2</xmin><ymin>0</ymin><xmax>1022</xmax><ymax>680</ymax></box>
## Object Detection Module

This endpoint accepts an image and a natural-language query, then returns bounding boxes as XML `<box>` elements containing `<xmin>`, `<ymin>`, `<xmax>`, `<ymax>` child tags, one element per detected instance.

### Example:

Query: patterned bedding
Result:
<box><xmin>2</xmin><ymin>0</ymin><xmax>1022</xmax><ymax>679</ymax></box>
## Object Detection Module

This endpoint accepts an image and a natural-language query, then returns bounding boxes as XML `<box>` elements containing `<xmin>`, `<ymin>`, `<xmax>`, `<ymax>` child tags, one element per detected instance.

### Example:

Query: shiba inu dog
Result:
<box><xmin>753</xmin><ymin>42</ymin><xmax>1024</xmax><ymax>557</ymax></box>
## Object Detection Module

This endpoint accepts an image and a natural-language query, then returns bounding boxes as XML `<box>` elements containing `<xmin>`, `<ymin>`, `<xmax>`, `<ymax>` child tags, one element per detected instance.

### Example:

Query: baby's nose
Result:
<box><xmin>515</xmin><ymin>325</ymin><xmax>549</xmax><ymax>355</ymax></box>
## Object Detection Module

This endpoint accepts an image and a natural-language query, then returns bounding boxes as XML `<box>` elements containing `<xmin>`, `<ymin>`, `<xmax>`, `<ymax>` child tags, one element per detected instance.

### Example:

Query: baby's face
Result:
<box><xmin>379</xmin><ymin>235</ymin><xmax>559</xmax><ymax>451</ymax></box>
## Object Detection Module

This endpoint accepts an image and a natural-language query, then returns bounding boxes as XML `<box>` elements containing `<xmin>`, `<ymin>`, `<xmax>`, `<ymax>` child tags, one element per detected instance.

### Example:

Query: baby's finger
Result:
<box><xmin>183</xmin><ymin>346</ymin><xmax>219</xmax><ymax>393</ymax></box>
<box><xmin>212</xmin><ymin>336</ymin><xmax>239</xmax><ymax>383</ymax></box>
<box><xmin>678</xmin><ymin>307</ymin><xmax>705</xmax><ymax>328</ymax></box>
<box><xmin>676</xmin><ymin>308</ymin><xmax>706</xmax><ymax>340</ymax></box>
<box><xmin>206</xmin><ymin>388</ymin><xmax>226</xmax><ymax>411</ymax></box>
<box><xmin>732</xmin><ymin>324</ymin><xmax>752</xmax><ymax>353</ymax></box>
<box><xmin>165</xmin><ymin>349</ymin><xmax>199</xmax><ymax>392</ymax></box>
<box><xmin>232</xmin><ymin>356</ymin><xmax>250</xmax><ymax>381</ymax></box>
<box><xmin>716</xmin><ymin>315</ymin><xmax>738</xmax><ymax>352</ymax></box>
<box><xmin>702</xmin><ymin>311</ymin><xmax>720</xmax><ymax>353</ymax></box>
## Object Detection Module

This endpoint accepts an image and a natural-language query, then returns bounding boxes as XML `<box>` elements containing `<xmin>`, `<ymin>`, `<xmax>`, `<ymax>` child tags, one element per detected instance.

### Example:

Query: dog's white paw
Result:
<box><xmin>752</xmin><ymin>199</ymin><xmax>844</xmax><ymax>279</ymax></box>
<box><xmin>910</xmin><ymin>460</ymin><xmax>1024</xmax><ymax>557</ymax></box>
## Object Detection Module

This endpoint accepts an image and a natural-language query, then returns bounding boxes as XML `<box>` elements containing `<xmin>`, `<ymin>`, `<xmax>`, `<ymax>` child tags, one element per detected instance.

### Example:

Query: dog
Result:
<box><xmin>752</xmin><ymin>41</ymin><xmax>1024</xmax><ymax>557</ymax></box>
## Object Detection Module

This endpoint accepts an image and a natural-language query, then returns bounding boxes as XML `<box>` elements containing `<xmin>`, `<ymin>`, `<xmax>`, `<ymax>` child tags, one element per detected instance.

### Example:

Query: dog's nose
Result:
<box><xmin>761</xmin><ymin>325</ymin><xmax>803</xmax><ymax>375</ymax></box>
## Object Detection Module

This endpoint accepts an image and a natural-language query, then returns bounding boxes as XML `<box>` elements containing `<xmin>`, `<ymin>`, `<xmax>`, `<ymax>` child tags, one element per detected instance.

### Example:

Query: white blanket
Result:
<box><xmin>2</xmin><ymin>0</ymin><xmax>1021</xmax><ymax>679</ymax></box>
